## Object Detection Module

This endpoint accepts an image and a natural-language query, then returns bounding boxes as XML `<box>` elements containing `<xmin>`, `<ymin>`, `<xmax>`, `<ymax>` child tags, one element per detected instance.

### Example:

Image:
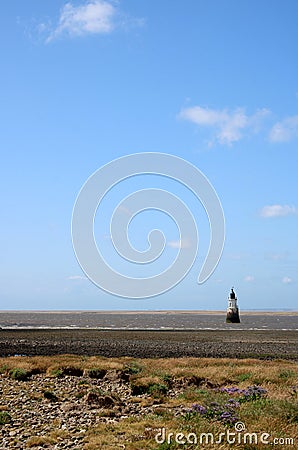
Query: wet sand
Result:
<box><xmin>0</xmin><ymin>329</ymin><xmax>297</xmax><ymax>360</ymax></box>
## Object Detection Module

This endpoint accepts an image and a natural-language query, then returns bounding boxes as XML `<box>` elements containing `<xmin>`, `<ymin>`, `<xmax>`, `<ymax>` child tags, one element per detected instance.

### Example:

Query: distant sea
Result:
<box><xmin>0</xmin><ymin>311</ymin><xmax>297</xmax><ymax>331</ymax></box>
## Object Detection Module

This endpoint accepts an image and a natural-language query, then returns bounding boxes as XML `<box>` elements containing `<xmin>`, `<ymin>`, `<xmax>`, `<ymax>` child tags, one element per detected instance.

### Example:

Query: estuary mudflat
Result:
<box><xmin>0</xmin><ymin>328</ymin><xmax>297</xmax><ymax>359</ymax></box>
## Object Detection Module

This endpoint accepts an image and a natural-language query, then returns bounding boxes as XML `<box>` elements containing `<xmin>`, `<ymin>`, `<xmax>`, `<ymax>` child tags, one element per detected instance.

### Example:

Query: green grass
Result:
<box><xmin>124</xmin><ymin>361</ymin><xmax>144</xmax><ymax>375</ymax></box>
<box><xmin>0</xmin><ymin>411</ymin><xmax>11</xmax><ymax>425</ymax></box>
<box><xmin>49</xmin><ymin>368</ymin><xmax>63</xmax><ymax>378</ymax></box>
<box><xmin>9</xmin><ymin>368</ymin><xmax>30</xmax><ymax>381</ymax></box>
<box><xmin>237</xmin><ymin>372</ymin><xmax>252</xmax><ymax>382</ymax></box>
<box><xmin>278</xmin><ymin>369</ymin><xmax>296</xmax><ymax>379</ymax></box>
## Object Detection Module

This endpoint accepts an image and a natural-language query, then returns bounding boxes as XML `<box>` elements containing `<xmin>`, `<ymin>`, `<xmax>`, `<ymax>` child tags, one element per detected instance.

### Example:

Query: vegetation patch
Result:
<box><xmin>148</xmin><ymin>383</ymin><xmax>168</xmax><ymax>397</ymax></box>
<box><xmin>9</xmin><ymin>367</ymin><xmax>31</xmax><ymax>381</ymax></box>
<box><xmin>48</xmin><ymin>366</ymin><xmax>83</xmax><ymax>377</ymax></box>
<box><xmin>85</xmin><ymin>368</ymin><xmax>107</xmax><ymax>379</ymax></box>
<box><xmin>49</xmin><ymin>368</ymin><xmax>64</xmax><ymax>378</ymax></box>
<box><xmin>0</xmin><ymin>411</ymin><xmax>11</xmax><ymax>425</ymax></box>
<box><xmin>43</xmin><ymin>390</ymin><xmax>59</xmax><ymax>402</ymax></box>
<box><xmin>124</xmin><ymin>361</ymin><xmax>144</xmax><ymax>375</ymax></box>
<box><xmin>130</xmin><ymin>376</ymin><xmax>168</xmax><ymax>396</ymax></box>
<box><xmin>237</xmin><ymin>372</ymin><xmax>252</xmax><ymax>382</ymax></box>
<box><xmin>279</xmin><ymin>369</ymin><xmax>295</xmax><ymax>379</ymax></box>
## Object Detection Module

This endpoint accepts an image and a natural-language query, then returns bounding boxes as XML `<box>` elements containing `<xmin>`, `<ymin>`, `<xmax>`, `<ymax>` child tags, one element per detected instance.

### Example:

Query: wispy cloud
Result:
<box><xmin>167</xmin><ymin>238</ymin><xmax>191</xmax><ymax>249</ymax></box>
<box><xmin>282</xmin><ymin>276</ymin><xmax>292</xmax><ymax>284</ymax></box>
<box><xmin>178</xmin><ymin>105</ymin><xmax>270</xmax><ymax>146</ymax></box>
<box><xmin>67</xmin><ymin>275</ymin><xmax>88</xmax><ymax>280</ymax></box>
<box><xmin>45</xmin><ymin>0</ymin><xmax>138</xmax><ymax>42</ymax></box>
<box><xmin>260</xmin><ymin>205</ymin><xmax>298</xmax><ymax>218</ymax></box>
<box><xmin>264</xmin><ymin>252</ymin><xmax>289</xmax><ymax>262</ymax></box>
<box><xmin>244</xmin><ymin>275</ymin><xmax>254</xmax><ymax>282</ymax></box>
<box><xmin>269</xmin><ymin>115</ymin><xmax>298</xmax><ymax>142</ymax></box>
<box><xmin>227</xmin><ymin>252</ymin><xmax>250</xmax><ymax>260</ymax></box>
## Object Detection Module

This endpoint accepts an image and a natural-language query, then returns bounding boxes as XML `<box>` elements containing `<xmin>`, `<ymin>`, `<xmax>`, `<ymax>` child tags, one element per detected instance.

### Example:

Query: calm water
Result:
<box><xmin>0</xmin><ymin>311</ymin><xmax>297</xmax><ymax>330</ymax></box>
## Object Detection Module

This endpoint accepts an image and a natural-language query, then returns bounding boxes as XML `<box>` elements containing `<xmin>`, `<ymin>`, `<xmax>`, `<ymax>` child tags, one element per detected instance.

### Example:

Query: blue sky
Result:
<box><xmin>1</xmin><ymin>0</ymin><xmax>297</xmax><ymax>310</ymax></box>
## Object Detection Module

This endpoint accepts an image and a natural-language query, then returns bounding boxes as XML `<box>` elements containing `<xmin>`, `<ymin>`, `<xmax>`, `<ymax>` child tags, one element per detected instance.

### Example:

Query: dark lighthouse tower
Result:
<box><xmin>226</xmin><ymin>288</ymin><xmax>240</xmax><ymax>323</ymax></box>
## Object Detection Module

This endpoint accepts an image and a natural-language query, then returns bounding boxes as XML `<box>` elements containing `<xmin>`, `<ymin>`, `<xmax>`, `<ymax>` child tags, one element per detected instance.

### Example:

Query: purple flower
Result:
<box><xmin>225</xmin><ymin>399</ymin><xmax>240</xmax><ymax>409</ymax></box>
<box><xmin>239</xmin><ymin>385</ymin><xmax>267</xmax><ymax>402</ymax></box>
<box><xmin>221</xmin><ymin>386</ymin><xmax>243</xmax><ymax>394</ymax></box>
<box><xmin>219</xmin><ymin>411</ymin><xmax>238</xmax><ymax>424</ymax></box>
<box><xmin>191</xmin><ymin>404</ymin><xmax>207</xmax><ymax>415</ymax></box>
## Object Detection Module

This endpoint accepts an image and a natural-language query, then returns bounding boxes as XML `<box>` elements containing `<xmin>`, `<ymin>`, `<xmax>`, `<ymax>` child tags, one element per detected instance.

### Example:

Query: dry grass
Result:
<box><xmin>26</xmin><ymin>435</ymin><xmax>56</xmax><ymax>448</ymax></box>
<box><xmin>0</xmin><ymin>354</ymin><xmax>127</xmax><ymax>377</ymax></box>
<box><xmin>25</xmin><ymin>429</ymin><xmax>71</xmax><ymax>448</ymax></box>
<box><xmin>2</xmin><ymin>354</ymin><xmax>296</xmax><ymax>381</ymax></box>
<box><xmin>1</xmin><ymin>355</ymin><xmax>297</xmax><ymax>449</ymax></box>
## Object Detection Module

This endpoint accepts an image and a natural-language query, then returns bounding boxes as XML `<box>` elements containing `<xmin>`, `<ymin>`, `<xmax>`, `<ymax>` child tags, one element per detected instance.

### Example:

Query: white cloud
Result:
<box><xmin>67</xmin><ymin>275</ymin><xmax>88</xmax><ymax>280</ymax></box>
<box><xmin>264</xmin><ymin>252</ymin><xmax>289</xmax><ymax>262</ymax></box>
<box><xmin>244</xmin><ymin>275</ymin><xmax>254</xmax><ymax>282</ymax></box>
<box><xmin>269</xmin><ymin>115</ymin><xmax>298</xmax><ymax>142</ymax></box>
<box><xmin>260</xmin><ymin>205</ymin><xmax>298</xmax><ymax>218</ymax></box>
<box><xmin>178</xmin><ymin>105</ymin><xmax>270</xmax><ymax>146</ymax></box>
<box><xmin>227</xmin><ymin>252</ymin><xmax>250</xmax><ymax>260</ymax></box>
<box><xmin>167</xmin><ymin>238</ymin><xmax>191</xmax><ymax>249</ymax></box>
<box><xmin>47</xmin><ymin>0</ymin><xmax>116</xmax><ymax>42</ymax></box>
<box><xmin>282</xmin><ymin>276</ymin><xmax>292</xmax><ymax>284</ymax></box>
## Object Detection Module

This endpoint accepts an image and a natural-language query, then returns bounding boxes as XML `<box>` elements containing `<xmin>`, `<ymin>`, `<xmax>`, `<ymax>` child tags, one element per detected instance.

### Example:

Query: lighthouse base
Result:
<box><xmin>226</xmin><ymin>308</ymin><xmax>240</xmax><ymax>323</ymax></box>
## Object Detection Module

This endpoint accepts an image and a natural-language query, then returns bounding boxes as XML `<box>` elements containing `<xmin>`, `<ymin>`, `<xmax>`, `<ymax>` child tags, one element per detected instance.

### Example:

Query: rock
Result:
<box><xmin>84</xmin><ymin>391</ymin><xmax>115</xmax><ymax>408</ymax></box>
<box><xmin>104</xmin><ymin>370</ymin><xmax>122</xmax><ymax>382</ymax></box>
<box><xmin>61</xmin><ymin>367</ymin><xmax>84</xmax><ymax>377</ymax></box>
<box><xmin>185</xmin><ymin>375</ymin><xmax>206</xmax><ymax>386</ymax></box>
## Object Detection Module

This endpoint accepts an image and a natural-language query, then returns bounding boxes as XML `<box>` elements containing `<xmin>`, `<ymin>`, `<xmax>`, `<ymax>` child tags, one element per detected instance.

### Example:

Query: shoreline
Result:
<box><xmin>1</xmin><ymin>310</ymin><xmax>297</xmax><ymax>314</ymax></box>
